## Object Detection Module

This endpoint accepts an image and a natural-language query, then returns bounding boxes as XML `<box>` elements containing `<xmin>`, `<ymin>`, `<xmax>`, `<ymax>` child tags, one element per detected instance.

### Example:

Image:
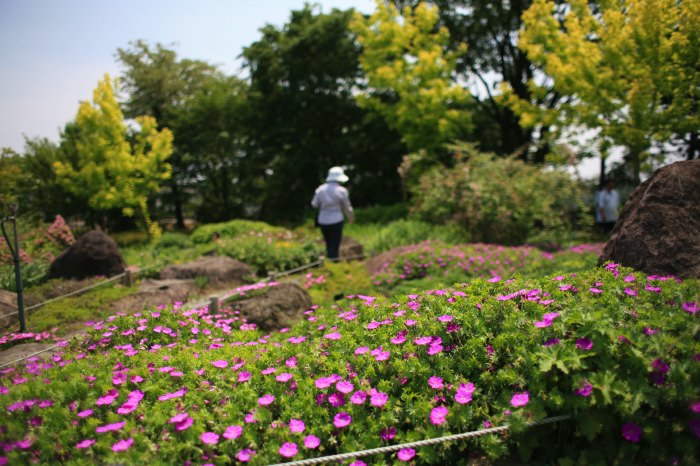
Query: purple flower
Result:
<box><xmin>683</xmin><ymin>302</ymin><xmax>699</xmax><ymax>314</ymax></box>
<box><xmin>96</xmin><ymin>421</ymin><xmax>125</xmax><ymax>433</ymax></box>
<box><xmin>370</xmin><ymin>392</ymin><xmax>388</xmax><ymax>407</ymax></box>
<box><xmin>428</xmin><ymin>376</ymin><xmax>444</xmax><ymax>389</ymax></box>
<box><xmin>329</xmin><ymin>393</ymin><xmax>346</xmax><ymax>407</ymax></box>
<box><xmin>380</xmin><ymin>426</ymin><xmax>397</xmax><ymax>441</ymax></box>
<box><xmin>237</xmin><ymin>449</ymin><xmax>256</xmax><ymax>462</ymax></box>
<box><xmin>455</xmin><ymin>382</ymin><xmax>475</xmax><ymax>404</ymax></box>
<box><xmin>575</xmin><ymin>382</ymin><xmax>593</xmax><ymax>397</ymax></box>
<box><xmin>576</xmin><ymin>338</ymin><xmax>593</xmax><ymax>350</ymax></box>
<box><xmin>211</xmin><ymin>360</ymin><xmax>228</xmax><ymax>368</ymax></box>
<box><xmin>276</xmin><ymin>373</ymin><xmax>293</xmax><ymax>382</ymax></box>
<box><xmin>398</xmin><ymin>448</ymin><xmax>416</xmax><ymax>461</ymax></box>
<box><xmin>112</xmin><ymin>438</ymin><xmax>134</xmax><ymax>452</ymax></box>
<box><xmin>333</xmin><ymin>412</ymin><xmax>352</xmax><ymax>428</ymax></box>
<box><xmin>76</xmin><ymin>439</ymin><xmax>96</xmax><ymax>449</ymax></box>
<box><xmin>438</xmin><ymin>315</ymin><xmax>453</xmax><ymax>322</ymax></box>
<box><xmin>624</xmin><ymin>288</ymin><xmax>637</xmax><ymax>297</ymax></box>
<box><xmin>350</xmin><ymin>391</ymin><xmax>367</xmax><ymax>405</ymax></box>
<box><xmin>304</xmin><ymin>435</ymin><xmax>321</xmax><ymax>449</ymax></box>
<box><xmin>430</xmin><ymin>406</ymin><xmax>448</xmax><ymax>425</ymax></box>
<box><xmin>336</xmin><ymin>381</ymin><xmax>354</xmax><ymax>394</ymax></box>
<box><xmin>651</xmin><ymin>359</ymin><xmax>670</xmax><ymax>374</ymax></box>
<box><xmin>510</xmin><ymin>392</ymin><xmax>529</xmax><ymax>407</ymax></box>
<box><xmin>324</xmin><ymin>331</ymin><xmax>341</xmax><ymax>340</ymax></box>
<box><xmin>289</xmin><ymin>419</ymin><xmax>305</xmax><ymax>433</ymax></box>
<box><xmin>258</xmin><ymin>394</ymin><xmax>275</xmax><ymax>406</ymax></box>
<box><xmin>238</xmin><ymin>371</ymin><xmax>251</xmax><ymax>382</ymax></box>
<box><xmin>621</xmin><ymin>422</ymin><xmax>642</xmax><ymax>443</ymax></box>
<box><xmin>223</xmin><ymin>425</ymin><xmax>242</xmax><ymax>439</ymax></box>
<box><xmin>349</xmin><ymin>462</ymin><xmax>367</xmax><ymax>466</ymax></box>
<box><xmin>689</xmin><ymin>419</ymin><xmax>700</xmax><ymax>439</ymax></box>
<box><xmin>279</xmin><ymin>442</ymin><xmax>298</xmax><ymax>458</ymax></box>
<box><xmin>201</xmin><ymin>432</ymin><xmax>219</xmax><ymax>445</ymax></box>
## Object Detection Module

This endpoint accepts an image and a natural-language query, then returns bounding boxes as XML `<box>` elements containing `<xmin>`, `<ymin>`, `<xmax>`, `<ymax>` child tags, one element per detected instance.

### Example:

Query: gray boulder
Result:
<box><xmin>160</xmin><ymin>256</ymin><xmax>250</xmax><ymax>288</ymax></box>
<box><xmin>234</xmin><ymin>282</ymin><xmax>312</xmax><ymax>331</ymax></box>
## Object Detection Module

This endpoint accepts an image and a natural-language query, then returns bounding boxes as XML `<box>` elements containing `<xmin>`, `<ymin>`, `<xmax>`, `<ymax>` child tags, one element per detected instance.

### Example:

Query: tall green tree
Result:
<box><xmin>242</xmin><ymin>5</ymin><xmax>405</xmax><ymax>222</ymax></box>
<box><xmin>351</xmin><ymin>1</ymin><xmax>472</xmax><ymax>157</ymax></box>
<box><xmin>507</xmin><ymin>0</ymin><xmax>700</xmax><ymax>183</ymax></box>
<box><xmin>116</xmin><ymin>41</ymin><xmax>221</xmax><ymax>228</ymax></box>
<box><xmin>172</xmin><ymin>75</ymin><xmax>254</xmax><ymax>222</ymax></box>
<box><xmin>53</xmin><ymin>75</ymin><xmax>173</xmax><ymax>241</ymax></box>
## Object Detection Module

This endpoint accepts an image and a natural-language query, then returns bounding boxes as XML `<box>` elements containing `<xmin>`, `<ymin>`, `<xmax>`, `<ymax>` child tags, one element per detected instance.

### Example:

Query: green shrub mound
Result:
<box><xmin>1</xmin><ymin>265</ymin><xmax>698</xmax><ymax>465</ymax></box>
<box><xmin>191</xmin><ymin>220</ymin><xmax>288</xmax><ymax>244</ymax></box>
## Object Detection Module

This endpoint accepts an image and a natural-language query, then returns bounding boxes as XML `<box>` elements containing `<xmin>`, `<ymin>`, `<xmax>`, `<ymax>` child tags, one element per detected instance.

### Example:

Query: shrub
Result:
<box><xmin>216</xmin><ymin>236</ymin><xmax>322</xmax><ymax>276</ymax></box>
<box><xmin>346</xmin><ymin>219</ymin><xmax>470</xmax><ymax>255</ymax></box>
<box><xmin>155</xmin><ymin>232</ymin><xmax>194</xmax><ymax>250</ymax></box>
<box><xmin>304</xmin><ymin>260</ymin><xmax>374</xmax><ymax>306</ymax></box>
<box><xmin>0</xmin><ymin>262</ymin><xmax>49</xmax><ymax>291</ymax></box>
<box><xmin>191</xmin><ymin>220</ymin><xmax>288</xmax><ymax>244</ymax></box>
<box><xmin>0</xmin><ymin>265</ymin><xmax>697</xmax><ymax>465</ymax></box>
<box><xmin>411</xmin><ymin>144</ymin><xmax>590</xmax><ymax>245</ymax></box>
<box><xmin>353</xmin><ymin>203</ymin><xmax>408</xmax><ymax>224</ymax></box>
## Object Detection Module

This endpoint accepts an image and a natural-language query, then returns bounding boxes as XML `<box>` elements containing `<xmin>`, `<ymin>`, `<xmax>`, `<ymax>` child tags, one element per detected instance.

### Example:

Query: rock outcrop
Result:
<box><xmin>46</xmin><ymin>231</ymin><xmax>126</xmax><ymax>280</ymax></box>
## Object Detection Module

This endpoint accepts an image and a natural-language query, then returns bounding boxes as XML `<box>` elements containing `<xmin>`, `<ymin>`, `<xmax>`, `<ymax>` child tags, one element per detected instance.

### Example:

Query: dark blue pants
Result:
<box><xmin>320</xmin><ymin>221</ymin><xmax>343</xmax><ymax>259</ymax></box>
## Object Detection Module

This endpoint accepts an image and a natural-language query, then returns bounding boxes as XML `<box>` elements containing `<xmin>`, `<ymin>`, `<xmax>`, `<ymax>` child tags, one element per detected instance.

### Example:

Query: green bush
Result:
<box><xmin>155</xmin><ymin>232</ymin><xmax>194</xmax><ymax>250</ymax></box>
<box><xmin>346</xmin><ymin>219</ymin><xmax>469</xmax><ymax>255</ymax></box>
<box><xmin>0</xmin><ymin>262</ymin><xmax>49</xmax><ymax>291</ymax></box>
<box><xmin>353</xmin><ymin>203</ymin><xmax>408</xmax><ymax>224</ymax></box>
<box><xmin>191</xmin><ymin>220</ymin><xmax>288</xmax><ymax>244</ymax></box>
<box><xmin>303</xmin><ymin>260</ymin><xmax>374</xmax><ymax>306</ymax></box>
<box><xmin>1</xmin><ymin>265</ymin><xmax>697</xmax><ymax>465</ymax></box>
<box><xmin>411</xmin><ymin>144</ymin><xmax>590</xmax><ymax>245</ymax></box>
<box><xmin>216</xmin><ymin>236</ymin><xmax>322</xmax><ymax>276</ymax></box>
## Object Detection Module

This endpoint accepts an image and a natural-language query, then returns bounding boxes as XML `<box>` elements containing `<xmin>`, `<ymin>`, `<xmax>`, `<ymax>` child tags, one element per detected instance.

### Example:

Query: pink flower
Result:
<box><xmin>428</xmin><ymin>376</ymin><xmax>444</xmax><ymax>389</ymax></box>
<box><xmin>683</xmin><ymin>302</ymin><xmax>699</xmax><ymax>314</ymax></box>
<box><xmin>76</xmin><ymin>439</ymin><xmax>95</xmax><ymax>449</ymax></box>
<box><xmin>77</xmin><ymin>409</ymin><xmax>93</xmax><ymax>418</ymax></box>
<box><xmin>324</xmin><ymin>331</ymin><xmax>341</xmax><ymax>340</ymax></box>
<box><xmin>201</xmin><ymin>432</ymin><xmax>219</xmax><ymax>445</ymax></box>
<box><xmin>279</xmin><ymin>442</ymin><xmax>298</xmax><ymax>458</ymax></box>
<box><xmin>370</xmin><ymin>392</ymin><xmax>388</xmax><ymax>407</ymax></box>
<box><xmin>329</xmin><ymin>393</ymin><xmax>346</xmax><ymax>407</ymax></box>
<box><xmin>430</xmin><ymin>406</ymin><xmax>448</xmax><ymax>425</ymax></box>
<box><xmin>398</xmin><ymin>448</ymin><xmax>416</xmax><ymax>461</ymax></box>
<box><xmin>438</xmin><ymin>315</ymin><xmax>453</xmax><ymax>322</ymax></box>
<box><xmin>315</xmin><ymin>377</ymin><xmax>334</xmax><ymax>389</ymax></box>
<box><xmin>354</xmin><ymin>346</ymin><xmax>370</xmax><ymax>355</ymax></box>
<box><xmin>488</xmin><ymin>275</ymin><xmax>501</xmax><ymax>283</ymax></box>
<box><xmin>414</xmin><ymin>336</ymin><xmax>432</xmax><ymax>345</ymax></box>
<box><xmin>336</xmin><ymin>381</ymin><xmax>354</xmax><ymax>394</ymax></box>
<box><xmin>258</xmin><ymin>394</ymin><xmax>275</xmax><ymax>406</ymax></box>
<box><xmin>223</xmin><ymin>425</ymin><xmax>242</xmax><ymax>440</ymax></box>
<box><xmin>96</xmin><ymin>421</ymin><xmax>125</xmax><ymax>433</ymax></box>
<box><xmin>304</xmin><ymin>435</ymin><xmax>320</xmax><ymax>449</ymax></box>
<box><xmin>112</xmin><ymin>438</ymin><xmax>134</xmax><ymax>452</ymax></box>
<box><xmin>651</xmin><ymin>359</ymin><xmax>670</xmax><ymax>374</ymax></box>
<box><xmin>534</xmin><ymin>312</ymin><xmax>560</xmax><ymax>328</ymax></box>
<box><xmin>238</xmin><ymin>371</ymin><xmax>251</xmax><ymax>382</ymax></box>
<box><xmin>390</xmin><ymin>334</ymin><xmax>406</xmax><ymax>344</ymax></box>
<box><xmin>455</xmin><ymin>383</ymin><xmax>475</xmax><ymax>404</ymax></box>
<box><xmin>333</xmin><ymin>412</ymin><xmax>352</xmax><ymax>428</ymax></box>
<box><xmin>350</xmin><ymin>391</ymin><xmax>367</xmax><ymax>405</ymax></box>
<box><xmin>276</xmin><ymin>373</ymin><xmax>293</xmax><ymax>382</ymax></box>
<box><xmin>350</xmin><ymin>462</ymin><xmax>367</xmax><ymax>466</ymax></box>
<box><xmin>621</xmin><ymin>422</ymin><xmax>642</xmax><ymax>443</ymax></box>
<box><xmin>589</xmin><ymin>287</ymin><xmax>603</xmax><ymax>294</ymax></box>
<box><xmin>510</xmin><ymin>392</ymin><xmax>529</xmax><ymax>407</ymax></box>
<box><xmin>237</xmin><ymin>449</ymin><xmax>256</xmax><ymax>462</ymax></box>
<box><xmin>624</xmin><ymin>288</ymin><xmax>637</xmax><ymax>297</ymax></box>
<box><xmin>211</xmin><ymin>360</ymin><xmax>228</xmax><ymax>368</ymax></box>
<box><xmin>575</xmin><ymin>382</ymin><xmax>593</xmax><ymax>397</ymax></box>
<box><xmin>289</xmin><ymin>419</ymin><xmax>305</xmax><ymax>433</ymax></box>
<box><xmin>576</xmin><ymin>338</ymin><xmax>593</xmax><ymax>350</ymax></box>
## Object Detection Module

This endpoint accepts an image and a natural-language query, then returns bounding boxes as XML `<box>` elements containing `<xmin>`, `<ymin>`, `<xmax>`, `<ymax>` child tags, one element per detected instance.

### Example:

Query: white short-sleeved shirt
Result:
<box><xmin>311</xmin><ymin>182</ymin><xmax>354</xmax><ymax>225</ymax></box>
<box><xmin>595</xmin><ymin>189</ymin><xmax>620</xmax><ymax>222</ymax></box>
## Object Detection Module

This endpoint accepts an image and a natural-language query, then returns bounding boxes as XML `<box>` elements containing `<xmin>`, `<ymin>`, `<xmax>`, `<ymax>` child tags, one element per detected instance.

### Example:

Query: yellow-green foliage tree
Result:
<box><xmin>351</xmin><ymin>0</ymin><xmax>471</xmax><ymax>158</ymax></box>
<box><xmin>53</xmin><ymin>74</ymin><xmax>173</xmax><ymax>241</ymax></box>
<box><xmin>503</xmin><ymin>0</ymin><xmax>700</xmax><ymax>183</ymax></box>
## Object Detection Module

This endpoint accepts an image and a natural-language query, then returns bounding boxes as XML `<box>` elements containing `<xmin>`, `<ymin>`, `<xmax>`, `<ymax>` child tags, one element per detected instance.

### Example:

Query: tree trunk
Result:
<box><xmin>688</xmin><ymin>132</ymin><xmax>698</xmax><ymax>160</ymax></box>
<box><xmin>599</xmin><ymin>155</ymin><xmax>607</xmax><ymax>189</ymax></box>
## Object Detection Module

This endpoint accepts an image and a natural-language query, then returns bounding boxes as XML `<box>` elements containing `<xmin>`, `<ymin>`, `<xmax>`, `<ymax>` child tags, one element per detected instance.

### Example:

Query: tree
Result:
<box><xmin>351</xmin><ymin>1</ymin><xmax>471</xmax><ymax>157</ymax></box>
<box><xmin>241</xmin><ymin>5</ymin><xmax>405</xmax><ymax>222</ymax></box>
<box><xmin>507</xmin><ymin>0</ymin><xmax>700</xmax><ymax>183</ymax></box>
<box><xmin>172</xmin><ymin>75</ymin><xmax>254</xmax><ymax>222</ymax></box>
<box><xmin>116</xmin><ymin>41</ymin><xmax>221</xmax><ymax>228</ymax></box>
<box><xmin>53</xmin><ymin>75</ymin><xmax>173</xmax><ymax>241</ymax></box>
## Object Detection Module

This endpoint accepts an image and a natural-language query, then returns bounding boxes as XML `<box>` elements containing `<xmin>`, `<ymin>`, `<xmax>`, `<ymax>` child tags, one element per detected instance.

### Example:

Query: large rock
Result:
<box><xmin>46</xmin><ymin>230</ymin><xmax>126</xmax><ymax>280</ymax></box>
<box><xmin>110</xmin><ymin>279</ymin><xmax>198</xmax><ymax>313</ymax></box>
<box><xmin>339</xmin><ymin>236</ymin><xmax>364</xmax><ymax>260</ymax></box>
<box><xmin>234</xmin><ymin>282</ymin><xmax>312</xmax><ymax>331</ymax></box>
<box><xmin>160</xmin><ymin>256</ymin><xmax>250</xmax><ymax>288</ymax></box>
<box><xmin>365</xmin><ymin>245</ymin><xmax>413</xmax><ymax>276</ymax></box>
<box><xmin>0</xmin><ymin>290</ymin><xmax>17</xmax><ymax>329</ymax></box>
<box><xmin>598</xmin><ymin>160</ymin><xmax>700</xmax><ymax>278</ymax></box>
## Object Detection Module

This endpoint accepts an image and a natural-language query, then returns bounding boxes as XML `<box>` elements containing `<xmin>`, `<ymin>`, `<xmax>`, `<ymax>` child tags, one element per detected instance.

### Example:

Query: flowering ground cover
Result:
<box><xmin>1</xmin><ymin>261</ymin><xmax>698</xmax><ymax>465</ymax></box>
<box><xmin>370</xmin><ymin>240</ymin><xmax>604</xmax><ymax>293</ymax></box>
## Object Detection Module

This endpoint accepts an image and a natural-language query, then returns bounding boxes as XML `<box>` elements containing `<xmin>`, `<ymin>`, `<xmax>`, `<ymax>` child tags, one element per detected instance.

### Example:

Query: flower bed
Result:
<box><xmin>0</xmin><ymin>264</ymin><xmax>698</xmax><ymax>465</ymax></box>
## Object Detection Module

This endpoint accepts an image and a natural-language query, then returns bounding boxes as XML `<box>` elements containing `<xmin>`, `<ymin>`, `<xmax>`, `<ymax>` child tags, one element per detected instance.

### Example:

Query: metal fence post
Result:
<box><xmin>1</xmin><ymin>205</ymin><xmax>26</xmax><ymax>332</ymax></box>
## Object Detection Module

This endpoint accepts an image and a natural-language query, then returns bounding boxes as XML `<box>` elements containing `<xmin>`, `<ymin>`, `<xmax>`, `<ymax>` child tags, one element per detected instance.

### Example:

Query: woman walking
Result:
<box><xmin>311</xmin><ymin>166</ymin><xmax>354</xmax><ymax>260</ymax></box>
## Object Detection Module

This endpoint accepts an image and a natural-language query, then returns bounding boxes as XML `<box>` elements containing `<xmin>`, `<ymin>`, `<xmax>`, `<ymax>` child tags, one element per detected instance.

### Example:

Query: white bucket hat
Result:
<box><xmin>326</xmin><ymin>166</ymin><xmax>349</xmax><ymax>183</ymax></box>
